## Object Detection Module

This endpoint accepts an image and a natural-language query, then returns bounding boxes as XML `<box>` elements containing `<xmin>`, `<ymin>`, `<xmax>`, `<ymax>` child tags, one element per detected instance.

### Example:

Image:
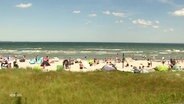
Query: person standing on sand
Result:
<box><xmin>147</xmin><ymin>59</ymin><xmax>152</xmax><ymax>67</ymax></box>
<box><xmin>13</xmin><ymin>59</ymin><xmax>19</xmax><ymax>68</ymax></box>
<box><xmin>162</xmin><ymin>57</ymin><xmax>165</xmax><ymax>65</ymax></box>
<box><xmin>79</xmin><ymin>61</ymin><xmax>84</xmax><ymax>69</ymax></box>
<box><xmin>35</xmin><ymin>55</ymin><xmax>39</xmax><ymax>62</ymax></box>
<box><xmin>63</xmin><ymin>59</ymin><xmax>69</xmax><ymax>69</ymax></box>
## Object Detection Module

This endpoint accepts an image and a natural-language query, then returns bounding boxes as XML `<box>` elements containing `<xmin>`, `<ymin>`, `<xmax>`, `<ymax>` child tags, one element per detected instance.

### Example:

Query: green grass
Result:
<box><xmin>0</xmin><ymin>69</ymin><xmax>184</xmax><ymax>104</ymax></box>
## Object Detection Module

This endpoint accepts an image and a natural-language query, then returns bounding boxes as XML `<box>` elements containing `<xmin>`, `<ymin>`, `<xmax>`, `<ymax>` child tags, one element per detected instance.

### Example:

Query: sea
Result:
<box><xmin>0</xmin><ymin>42</ymin><xmax>184</xmax><ymax>60</ymax></box>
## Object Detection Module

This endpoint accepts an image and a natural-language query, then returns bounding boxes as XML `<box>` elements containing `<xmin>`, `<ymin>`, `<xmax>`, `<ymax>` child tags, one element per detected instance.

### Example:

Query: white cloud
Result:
<box><xmin>16</xmin><ymin>3</ymin><xmax>32</xmax><ymax>8</ymax></box>
<box><xmin>72</xmin><ymin>10</ymin><xmax>80</xmax><ymax>14</ymax></box>
<box><xmin>103</xmin><ymin>11</ymin><xmax>111</xmax><ymax>15</ymax></box>
<box><xmin>132</xmin><ymin>19</ymin><xmax>160</xmax><ymax>29</ymax></box>
<box><xmin>112</xmin><ymin>12</ymin><xmax>124</xmax><ymax>17</ymax></box>
<box><xmin>169</xmin><ymin>28</ymin><xmax>174</xmax><ymax>32</ymax></box>
<box><xmin>132</xmin><ymin>19</ymin><xmax>152</xmax><ymax>26</ymax></box>
<box><xmin>155</xmin><ymin>20</ymin><xmax>160</xmax><ymax>24</ymax></box>
<box><xmin>173</xmin><ymin>8</ymin><xmax>184</xmax><ymax>16</ymax></box>
<box><xmin>152</xmin><ymin>25</ymin><xmax>159</xmax><ymax>29</ymax></box>
<box><xmin>115</xmin><ymin>20</ymin><xmax>123</xmax><ymax>23</ymax></box>
<box><xmin>88</xmin><ymin>13</ymin><xmax>97</xmax><ymax>17</ymax></box>
<box><xmin>163</xmin><ymin>28</ymin><xmax>174</xmax><ymax>32</ymax></box>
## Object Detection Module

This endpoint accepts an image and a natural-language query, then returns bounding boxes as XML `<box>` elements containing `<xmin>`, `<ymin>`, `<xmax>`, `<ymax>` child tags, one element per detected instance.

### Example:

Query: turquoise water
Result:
<box><xmin>0</xmin><ymin>42</ymin><xmax>184</xmax><ymax>59</ymax></box>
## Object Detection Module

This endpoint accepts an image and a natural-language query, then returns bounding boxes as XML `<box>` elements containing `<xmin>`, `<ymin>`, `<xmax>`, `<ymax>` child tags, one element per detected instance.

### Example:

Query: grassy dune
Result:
<box><xmin>0</xmin><ymin>69</ymin><xmax>184</xmax><ymax>104</ymax></box>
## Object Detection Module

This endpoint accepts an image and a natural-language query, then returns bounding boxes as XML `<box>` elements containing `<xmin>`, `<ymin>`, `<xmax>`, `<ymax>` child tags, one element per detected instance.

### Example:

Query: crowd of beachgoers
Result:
<box><xmin>0</xmin><ymin>54</ymin><xmax>184</xmax><ymax>73</ymax></box>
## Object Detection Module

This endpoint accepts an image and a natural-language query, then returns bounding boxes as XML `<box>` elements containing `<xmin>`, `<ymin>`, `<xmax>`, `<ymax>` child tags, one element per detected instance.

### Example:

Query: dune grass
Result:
<box><xmin>0</xmin><ymin>69</ymin><xmax>184</xmax><ymax>104</ymax></box>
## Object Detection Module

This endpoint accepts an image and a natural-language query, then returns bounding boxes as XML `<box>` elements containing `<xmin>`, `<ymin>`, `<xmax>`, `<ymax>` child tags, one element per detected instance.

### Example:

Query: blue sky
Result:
<box><xmin>0</xmin><ymin>0</ymin><xmax>184</xmax><ymax>43</ymax></box>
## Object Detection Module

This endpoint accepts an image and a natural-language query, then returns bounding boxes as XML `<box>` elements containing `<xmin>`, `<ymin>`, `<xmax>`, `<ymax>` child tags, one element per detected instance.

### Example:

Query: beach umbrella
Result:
<box><xmin>101</xmin><ymin>65</ymin><xmax>116</xmax><ymax>71</ymax></box>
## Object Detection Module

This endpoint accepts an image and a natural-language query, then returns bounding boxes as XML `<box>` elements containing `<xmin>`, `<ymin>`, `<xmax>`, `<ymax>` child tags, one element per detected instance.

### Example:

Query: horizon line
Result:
<box><xmin>0</xmin><ymin>41</ymin><xmax>184</xmax><ymax>44</ymax></box>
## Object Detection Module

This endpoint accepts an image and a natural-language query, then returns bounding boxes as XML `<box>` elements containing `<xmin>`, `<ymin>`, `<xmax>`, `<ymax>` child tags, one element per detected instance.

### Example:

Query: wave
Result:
<box><xmin>18</xmin><ymin>48</ymin><xmax>42</xmax><ymax>50</ymax></box>
<box><xmin>0</xmin><ymin>50</ymin><xmax>18</xmax><ymax>53</ymax></box>
<box><xmin>20</xmin><ymin>50</ymin><xmax>42</xmax><ymax>53</ymax></box>
<box><xmin>63</xmin><ymin>51</ymin><xmax>77</xmax><ymax>54</ymax></box>
<box><xmin>163</xmin><ymin>49</ymin><xmax>184</xmax><ymax>53</ymax></box>
<box><xmin>80</xmin><ymin>51</ymin><xmax>92</xmax><ymax>53</ymax></box>
<box><xmin>1</xmin><ymin>49</ymin><xmax>184</xmax><ymax>56</ymax></box>
<box><xmin>84</xmin><ymin>48</ymin><xmax>122</xmax><ymax>51</ymax></box>
<box><xmin>0</xmin><ymin>49</ymin><xmax>146</xmax><ymax>55</ymax></box>
<box><xmin>159</xmin><ymin>52</ymin><xmax>169</xmax><ymax>55</ymax></box>
<box><xmin>120</xmin><ymin>51</ymin><xmax>143</xmax><ymax>54</ymax></box>
<box><xmin>96</xmin><ymin>51</ymin><xmax>108</xmax><ymax>55</ymax></box>
<box><xmin>173</xmin><ymin>49</ymin><xmax>181</xmax><ymax>52</ymax></box>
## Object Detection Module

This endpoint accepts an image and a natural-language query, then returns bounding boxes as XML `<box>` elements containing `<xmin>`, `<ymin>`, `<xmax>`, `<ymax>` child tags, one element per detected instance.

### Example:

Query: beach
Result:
<box><xmin>1</xmin><ymin>44</ymin><xmax>183</xmax><ymax>104</ymax></box>
<box><xmin>0</xmin><ymin>42</ymin><xmax>184</xmax><ymax>72</ymax></box>
<box><xmin>1</xmin><ymin>56</ymin><xmax>183</xmax><ymax>73</ymax></box>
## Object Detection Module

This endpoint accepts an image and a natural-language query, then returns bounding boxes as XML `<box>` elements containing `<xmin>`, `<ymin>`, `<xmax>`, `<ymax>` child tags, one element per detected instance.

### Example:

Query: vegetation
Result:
<box><xmin>0</xmin><ymin>69</ymin><xmax>184</xmax><ymax>104</ymax></box>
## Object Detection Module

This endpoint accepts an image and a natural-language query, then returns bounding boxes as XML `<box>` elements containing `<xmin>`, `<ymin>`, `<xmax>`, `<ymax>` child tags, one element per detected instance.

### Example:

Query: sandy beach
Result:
<box><xmin>1</xmin><ymin>56</ymin><xmax>183</xmax><ymax>73</ymax></box>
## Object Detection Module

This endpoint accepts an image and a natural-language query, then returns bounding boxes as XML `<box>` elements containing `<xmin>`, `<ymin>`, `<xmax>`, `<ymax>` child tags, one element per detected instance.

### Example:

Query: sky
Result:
<box><xmin>0</xmin><ymin>0</ymin><xmax>184</xmax><ymax>43</ymax></box>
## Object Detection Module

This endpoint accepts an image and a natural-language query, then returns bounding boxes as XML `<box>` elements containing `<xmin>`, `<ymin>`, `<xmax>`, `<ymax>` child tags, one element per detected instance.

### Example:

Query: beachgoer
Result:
<box><xmin>63</xmin><ymin>59</ymin><xmax>69</xmax><ymax>69</ymax></box>
<box><xmin>125</xmin><ymin>63</ymin><xmax>129</xmax><ymax>67</ymax></box>
<box><xmin>35</xmin><ymin>55</ymin><xmax>39</xmax><ymax>62</ymax></box>
<box><xmin>19</xmin><ymin>55</ymin><xmax>26</xmax><ymax>62</ymax></box>
<box><xmin>41</xmin><ymin>56</ymin><xmax>50</xmax><ymax>67</ymax></box>
<box><xmin>170</xmin><ymin>58</ymin><xmax>176</xmax><ymax>68</ymax></box>
<box><xmin>13</xmin><ymin>59</ymin><xmax>19</xmax><ymax>68</ymax></box>
<box><xmin>147</xmin><ymin>59</ymin><xmax>152</xmax><ymax>67</ymax></box>
<box><xmin>133</xmin><ymin>66</ymin><xmax>141</xmax><ymax>73</ymax></box>
<box><xmin>1</xmin><ymin>59</ymin><xmax>8</xmax><ymax>68</ymax></box>
<box><xmin>162</xmin><ymin>57</ymin><xmax>165</xmax><ymax>64</ymax></box>
<box><xmin>79</xmin><ymin>61</ymin><xmax>84</xmax><ymax>69</ymax></box>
